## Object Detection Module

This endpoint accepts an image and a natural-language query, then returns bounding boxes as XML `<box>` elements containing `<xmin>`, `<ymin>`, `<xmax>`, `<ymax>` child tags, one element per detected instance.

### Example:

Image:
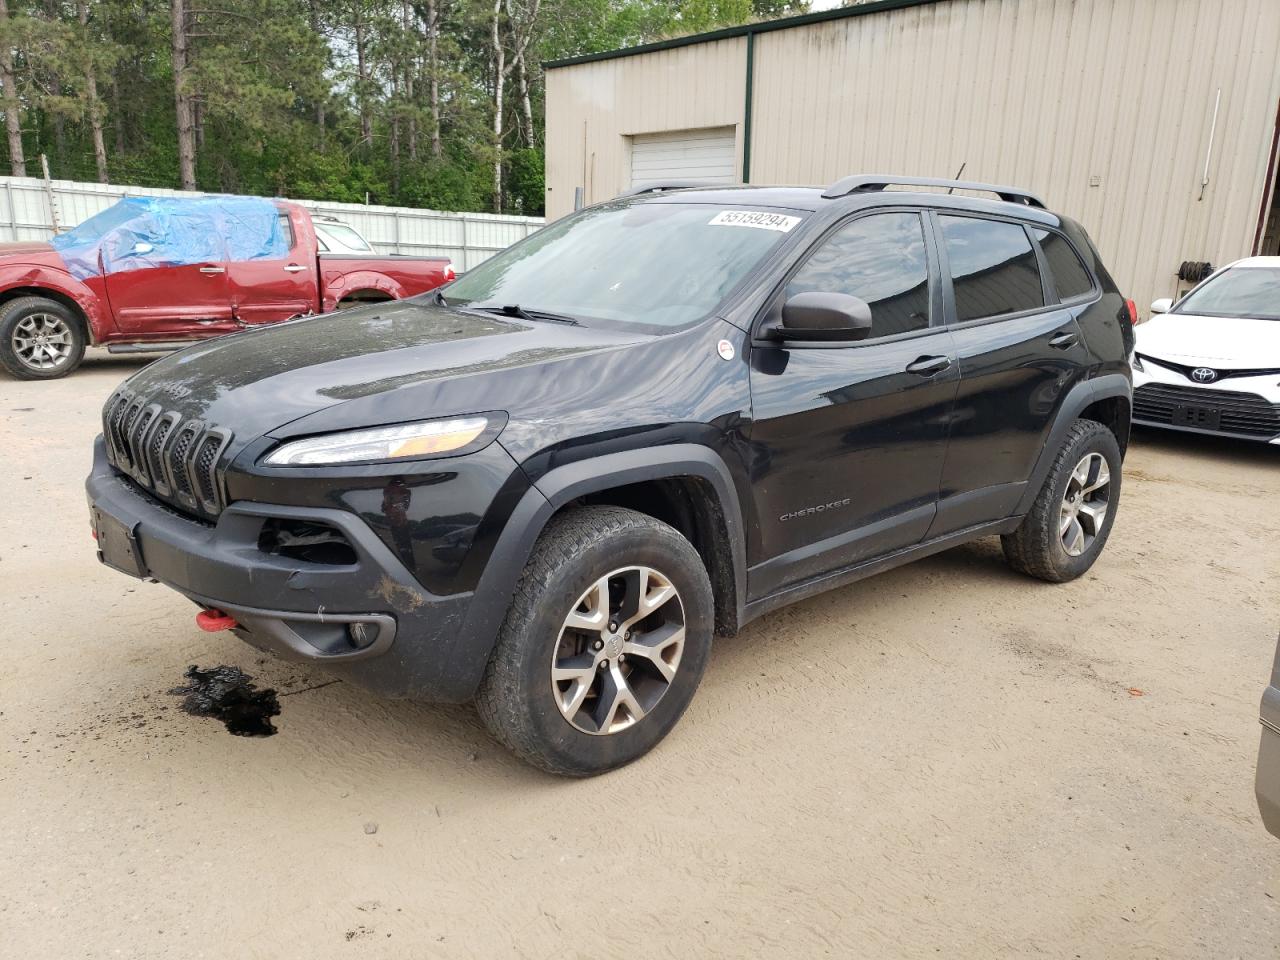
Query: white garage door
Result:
<box><xmin>630</xmin><ymin>127</ymin><xmax>738</xmax><ymax>188</ymax></box>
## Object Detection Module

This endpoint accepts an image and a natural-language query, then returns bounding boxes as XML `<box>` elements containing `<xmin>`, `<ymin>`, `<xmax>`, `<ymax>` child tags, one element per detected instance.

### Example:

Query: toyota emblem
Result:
<box><xmin>1190</xmin><ymin>367</ymin><xmax>1217</xmax><ymax>383</ymax></box>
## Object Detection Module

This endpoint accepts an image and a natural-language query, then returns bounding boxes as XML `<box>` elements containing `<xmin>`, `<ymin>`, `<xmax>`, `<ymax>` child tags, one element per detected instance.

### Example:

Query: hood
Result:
<box><xmin>0</xmin><ymin>240</ymin><xmax>55</xmax><ymax>256</ymax></box>
<box><xmin>1136</xmin><ymin>312</ymin><xmax>1280</xmax><ymax>365</ymax></box>
<box><xmin>116</xmin><ymin>298</ymin><xmax>648</xmax><ymax>446</ymax></box>
<box><xmin>0</xmin><ymin>240</ymin><xmax>66</xmax><ymax>268</ymax></box>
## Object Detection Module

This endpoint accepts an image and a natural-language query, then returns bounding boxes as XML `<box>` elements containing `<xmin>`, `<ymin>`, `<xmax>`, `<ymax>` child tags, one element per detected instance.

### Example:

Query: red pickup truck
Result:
<box><xmin>0</xmin><ymin>195</ymin><xmax>454</xmax><ymax>380</ymax></box>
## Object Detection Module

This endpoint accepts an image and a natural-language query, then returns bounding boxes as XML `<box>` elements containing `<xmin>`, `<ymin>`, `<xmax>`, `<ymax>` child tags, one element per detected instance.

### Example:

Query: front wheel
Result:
<box><xmin>1002</xmin><ymin>418</ymin><xmax>1122</xmax><ymax>583</ymax></box>
<box><xmin>476</xmin><ymin>506</ymin><xmax>714</xmax><ymax>776</ymax></box>
<box><xmin>0</xmin><ymin>296</ymin><xmax>87</xmax><ymax>380</ymax></box>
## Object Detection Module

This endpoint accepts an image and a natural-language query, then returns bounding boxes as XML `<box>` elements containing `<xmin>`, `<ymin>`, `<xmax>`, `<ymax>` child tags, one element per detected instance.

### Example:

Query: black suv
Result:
<box><xmin>87</xmin><ymin>176</ymin><xmax>1135</xmax><ymax>775</ymax></box>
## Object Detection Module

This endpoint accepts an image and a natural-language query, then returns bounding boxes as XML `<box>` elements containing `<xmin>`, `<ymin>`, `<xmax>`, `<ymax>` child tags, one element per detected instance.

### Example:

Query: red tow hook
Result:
<box><xmin>196</xmin><ymin>608</ymin><xmax>239</xmax><ymax>632</ymax></box>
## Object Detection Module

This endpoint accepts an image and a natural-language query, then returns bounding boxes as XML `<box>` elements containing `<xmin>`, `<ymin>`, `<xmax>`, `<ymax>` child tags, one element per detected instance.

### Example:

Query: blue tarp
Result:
<box><xmin>50</xmin><ymin>195</ymin><xmax>289</xmax><ymax>282</ymax></box>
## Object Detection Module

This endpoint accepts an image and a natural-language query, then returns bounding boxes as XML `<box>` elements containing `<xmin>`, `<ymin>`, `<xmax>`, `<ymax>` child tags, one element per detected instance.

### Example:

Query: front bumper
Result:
<box><xmin>1260</xmin><ymin>718</ymin><xmax>1280</xmax><ymax>839</ymax></box>
<box><xmin>85</xmin><ymin>437</ymin><xmax>485</xmax><ymax>701</ymax></box>
<box><xmin>1259</xmin><ymin>645</ymin><xmax>1280</xmax><ymax>838</ymax></box>
<box><xmin>1132</xmin><ymin>360</ymin><xmax>1280</xmax><ymax>443</ymax></box>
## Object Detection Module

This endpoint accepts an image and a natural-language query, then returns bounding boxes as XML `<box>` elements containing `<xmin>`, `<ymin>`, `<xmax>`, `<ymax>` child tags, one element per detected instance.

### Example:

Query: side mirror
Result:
<box><xmin>131</xmin><ymin>241</ymin><xmax>155</xmax><ymax>255</ymax></box>
<box><xmin>778</xmin><ymin>292</ymin><xmax>873</xmax><ymax>342</ymax></box>
<box><xmin>1150</xmin><ymin>297</ymin><xmax>1172</xmax><ymax>315</ymax></box>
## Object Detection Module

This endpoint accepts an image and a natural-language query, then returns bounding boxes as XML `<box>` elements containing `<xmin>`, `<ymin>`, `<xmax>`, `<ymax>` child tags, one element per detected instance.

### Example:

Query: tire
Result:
<box><xmin>476</xmin><ymin>505</ymin><xmax>714</xmax><ymax>777</ymax></box>
<box><xmin>0</xmin><ymin>296</ymin><xmax>87</xmax><ymax>380</ymax></box>
<box><xmin>1002</xmin><ymin>418</ymin><xmax>1123</xmax><ymax>583</ymax></box>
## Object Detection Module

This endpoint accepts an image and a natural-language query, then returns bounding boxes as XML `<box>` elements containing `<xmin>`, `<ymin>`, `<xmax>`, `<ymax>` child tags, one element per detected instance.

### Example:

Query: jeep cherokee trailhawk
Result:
<box><xmin>86</xmin><ymin>176</ymin><xmax>1135</xmax><ymax>775</ymax></box>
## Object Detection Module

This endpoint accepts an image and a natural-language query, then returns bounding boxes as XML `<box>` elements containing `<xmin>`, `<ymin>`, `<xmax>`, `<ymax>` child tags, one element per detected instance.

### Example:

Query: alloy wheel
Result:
<box><xmin>12</xmin><ymin>313</ymin><xmax>74</xmax><ymax>371</ymax></box>
<box><xmin>1060</xmin><ymin>452</ymin><xmax>1110</xmax><ymax>557</ymax></box>
<box><xmin>550</xmin><ymin>565</ymin><xmax>686</xmax><ymax>735</ymax></box>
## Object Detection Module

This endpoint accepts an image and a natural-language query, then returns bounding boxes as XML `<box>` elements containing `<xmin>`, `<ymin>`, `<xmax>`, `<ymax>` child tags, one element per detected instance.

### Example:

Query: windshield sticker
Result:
<box><xmin>708</xmin><ymin>210</ymin><xmax>801</xmax><ymax>232</ymax></box>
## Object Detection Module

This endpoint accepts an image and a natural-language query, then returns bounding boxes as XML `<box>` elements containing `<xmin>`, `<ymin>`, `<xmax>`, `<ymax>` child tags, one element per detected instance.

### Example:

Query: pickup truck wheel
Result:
<box><xmin>0</xmin><ymin>297</ymin><xmax>87</xmax><ymax>380</ymax></box>
<box><xmin>476</xmin><ymin>506</ymin><xmax>714</xmax><ymax>776</ymax></box>
<box><xmin>1001</xmin><ymin>418</ymin><xmax>1122</xmax><ymax>583</ymax></box>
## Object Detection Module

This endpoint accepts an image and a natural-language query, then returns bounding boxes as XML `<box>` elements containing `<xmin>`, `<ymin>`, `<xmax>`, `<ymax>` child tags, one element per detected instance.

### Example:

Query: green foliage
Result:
<box><xmin>2</xmin><ymin>0</ymin><xmax>809</xmax><ymax>214</ymax></box>
<box><xmin>505</xmin><ymin>146</ymin><xmax>543</xmax><ymax>215</ymax></box>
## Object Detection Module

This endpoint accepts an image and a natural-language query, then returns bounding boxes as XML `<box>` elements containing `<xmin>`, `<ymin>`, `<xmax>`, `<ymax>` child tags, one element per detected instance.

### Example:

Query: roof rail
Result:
<box><xmin>616</xmin><ymin>181</ymin><xmax>717</xmax><ymax>199</ymax></box>
<box><xmin>822</xmin><ymin>174</ymin><xmax>1046</xmax><ymax>209</ymax></box>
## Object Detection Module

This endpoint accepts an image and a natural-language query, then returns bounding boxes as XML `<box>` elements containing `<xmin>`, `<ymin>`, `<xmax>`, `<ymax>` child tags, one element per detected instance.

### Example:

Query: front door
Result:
<box><xmin>103</xmin><ymin>257</ymin><xmax>235</xmax><ymax>337</ymax></box>
<box><xmin>926</xmin><ymin>214</ymin><xmax>1094</xmax><ymax>537</ymax></box>
<box><xmin>747</xmin><ymin>210</ymin><xmax>959</xmax><ymax>599</ymax></box>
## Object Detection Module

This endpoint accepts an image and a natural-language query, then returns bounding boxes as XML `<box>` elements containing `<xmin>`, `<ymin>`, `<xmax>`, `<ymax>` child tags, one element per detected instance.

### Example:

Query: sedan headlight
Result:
<box><xmin>264</xmin><ymin>416</ymin><xmax>491</xmax><ymax>466</ymax></box>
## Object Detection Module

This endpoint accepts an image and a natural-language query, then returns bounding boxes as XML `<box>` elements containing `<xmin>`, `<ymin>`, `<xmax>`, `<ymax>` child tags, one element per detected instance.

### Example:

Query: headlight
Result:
<box><xmin>264</xmin><ymin>416</ymin><xmax>491</xmax><ymax>466</ymax></box>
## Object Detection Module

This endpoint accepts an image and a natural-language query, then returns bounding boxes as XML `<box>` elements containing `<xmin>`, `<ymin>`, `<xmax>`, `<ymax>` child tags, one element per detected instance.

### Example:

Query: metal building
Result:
<box><xmin>544</xmin><ymin>0</ymin><xmax>1280</xmax><ymax>315</ymax></box>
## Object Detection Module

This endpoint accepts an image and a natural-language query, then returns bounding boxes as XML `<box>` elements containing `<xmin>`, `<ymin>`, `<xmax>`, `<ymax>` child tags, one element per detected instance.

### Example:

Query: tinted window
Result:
<box><xmin>785</xmin><ymin>212</ymin><xmax>930</xmax><ymax>338</ymax></box>
<box><xmin>941</xmin><ymin>216</ymin><xmax>1044</xmax><ymax>321</ymax></box>
<box><xmin>1034</xmin><ymin>228</ymin><xmax>1094</xmax><ymax>300</ymax></box>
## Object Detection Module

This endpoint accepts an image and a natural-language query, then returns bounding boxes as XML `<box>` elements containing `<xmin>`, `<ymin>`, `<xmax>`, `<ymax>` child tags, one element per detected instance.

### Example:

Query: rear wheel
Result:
<box><xmin>1002</xmin><ymin>418</ymin><xmax>1122</xmax><ymax>582</ymax></box>
<box><xmin>0</xmin><ymin>296</ymin><xmax>87</xmax><ymax>380</ymax></box>
<box><xmin>336</xmin><ymin>292</ymin><xmax>393</xmax><ymax>310</ymax></box>
<box><xmin>476</xmin><ymin>506</ymin><xmax>714</xmax><ymax>776</ymax></box>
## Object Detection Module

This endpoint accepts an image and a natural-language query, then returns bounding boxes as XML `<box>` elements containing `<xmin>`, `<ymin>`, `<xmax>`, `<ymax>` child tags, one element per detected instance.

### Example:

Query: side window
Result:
<box><xmin>940</xmin><ymin>216</ymin><xmax>1044</xmax><ymax>322</ymax></box>
<box><xmin>277</xmin><ymin>212</ymin><xmax>297</xmax><ymax>250</ymax></box>
<box><xmin>785</xmin><ymin>212</ymin><xmax>930</xmax><ymax>338</ymax></box>
<box><xmin>1033</xmin><ymin>228</ymin><xmax>1094</xmax><ymax>301</ymax></box>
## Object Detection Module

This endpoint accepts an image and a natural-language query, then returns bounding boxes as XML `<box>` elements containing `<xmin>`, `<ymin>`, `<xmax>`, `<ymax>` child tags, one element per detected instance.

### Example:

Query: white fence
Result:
<box><xmin>0</xmin><ymin>175</ymin><xmax>545</xmax><ymax>271</ymax></box>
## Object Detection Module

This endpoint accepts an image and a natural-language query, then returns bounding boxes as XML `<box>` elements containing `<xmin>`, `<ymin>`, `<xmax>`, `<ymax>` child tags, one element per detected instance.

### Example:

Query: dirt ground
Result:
<box><xmin>2</xmin><ymin>349</ymin><xmax>1278</xmax><ymax>960</ymax></box>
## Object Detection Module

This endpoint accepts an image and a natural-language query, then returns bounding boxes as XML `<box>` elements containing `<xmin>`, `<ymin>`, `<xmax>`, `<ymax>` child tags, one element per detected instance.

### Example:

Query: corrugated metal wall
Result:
<box><xmin>1</xmin><ymin>176</ymin><xmax>544</xmax><ymax>271</ymax></box>
<box><xmin>545</xmin><ymin>0</ymin><xmax>1280</xmax><ymax>315</ymax></box>
<box><xmin>545</xmin><ymin>37</ymin><xmax>747</xmax><ymax>210</ymax></box>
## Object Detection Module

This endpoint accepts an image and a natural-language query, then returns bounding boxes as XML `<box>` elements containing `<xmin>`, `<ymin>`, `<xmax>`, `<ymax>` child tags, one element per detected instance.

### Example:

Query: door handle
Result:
<box><xmin>905</xmin><ymin>355</ymin><xmax>953</xmax><ymax>376</ymax></box>
<box><xmin>283</xmin><ymin>264</ymin><xmax>307</xmax><ymax>273</ymax></box>
<box><xmin>1049</xmin><ymin>331</ymin><xmax>1079</xmax><ymax>349</ymax></box>
<box><xmin>199</xmin><ymin>265</ymin><xmax>225</xmax><ymax>275</ymax></box>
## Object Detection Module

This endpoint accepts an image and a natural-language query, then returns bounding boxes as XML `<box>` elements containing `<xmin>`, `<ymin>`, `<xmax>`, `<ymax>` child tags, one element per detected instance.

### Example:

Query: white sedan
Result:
<box><xmin>1133</xmin><ymin>257</ymin><xmax>1280</xmax><ymax>444</ymax></box>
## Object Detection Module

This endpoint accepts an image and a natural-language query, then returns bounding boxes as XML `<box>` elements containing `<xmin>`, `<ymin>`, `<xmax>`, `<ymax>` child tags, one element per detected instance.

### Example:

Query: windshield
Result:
<box><xmin>1174</xmin><ymin>266</ymin><xmax>1280</xmax><ymax>320</ymax></box>
<box><xmin>316</xmin><ymin>222</ymin><xmax>373</xmax><ymax>253</ymax></box>
<box><xmin>442</xmin><ymin>201</ymin><xmax>806</xmax><ymax>329</ymax></box>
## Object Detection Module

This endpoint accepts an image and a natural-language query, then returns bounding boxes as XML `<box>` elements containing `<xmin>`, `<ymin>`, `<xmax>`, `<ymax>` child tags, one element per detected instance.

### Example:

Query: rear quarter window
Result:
<box><xmin>1034</xmin><ymin>228</ymin><xmax>1095</xmax><ymax>300</ymax></box>
<box><xmin>277</xmin><ymin>212</ymin><xmax>296</xmax><ymax>250</ymax></box>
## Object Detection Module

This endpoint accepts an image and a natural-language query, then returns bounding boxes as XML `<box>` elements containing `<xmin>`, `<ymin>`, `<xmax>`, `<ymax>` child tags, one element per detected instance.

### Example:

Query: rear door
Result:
<box><xmin>747</xmin><ymin>210</ymin><xmax>959</xmax><ymax>598</ymax></box>
<box><xmin>926</xmin><ymin>212</ymin><xmax>1094</xmax><ymax>538</ymax></box>
<box><xmin>227</xmin><ymin>207</ymin><xmax>320</xmax><ymax>324</ymax></box>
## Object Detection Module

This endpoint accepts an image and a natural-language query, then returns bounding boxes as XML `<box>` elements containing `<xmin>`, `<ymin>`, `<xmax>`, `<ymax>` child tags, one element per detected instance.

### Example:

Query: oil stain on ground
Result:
<box><xmin>169</xmin><ymin>665</ymin><xmax>281</xmax><ymax>737</ymax></box>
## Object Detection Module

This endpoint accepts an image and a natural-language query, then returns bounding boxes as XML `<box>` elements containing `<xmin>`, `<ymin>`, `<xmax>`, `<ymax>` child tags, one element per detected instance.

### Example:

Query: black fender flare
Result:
<box><xmin>454</xmin><ymin>444</ymin><xmax>747</xmax><ymax>694</ymax></box>
<box><xmin>1015</xmin><ymin>373</ymin><xmax>1132</xmax><ymax>516</ymax></box>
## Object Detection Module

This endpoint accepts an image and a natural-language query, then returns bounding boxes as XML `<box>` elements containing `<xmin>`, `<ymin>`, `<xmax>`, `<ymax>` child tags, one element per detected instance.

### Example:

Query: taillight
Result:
<box><xmin>443</xmin><ymin>265</ymin><xmax>456</xmax><ymax>283</ymax></box>
<box><xmin>1124</xmin><ymin>298</ymin><xmax>1138</xmax><ymax>326</ymax></box>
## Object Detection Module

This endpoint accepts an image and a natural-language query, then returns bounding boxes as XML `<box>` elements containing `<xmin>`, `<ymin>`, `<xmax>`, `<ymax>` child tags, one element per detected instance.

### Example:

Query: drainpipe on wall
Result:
<box><xmin>742</xmin><ymin>30</ymin><xmax>755</xmax><ymax>184</ymax></box>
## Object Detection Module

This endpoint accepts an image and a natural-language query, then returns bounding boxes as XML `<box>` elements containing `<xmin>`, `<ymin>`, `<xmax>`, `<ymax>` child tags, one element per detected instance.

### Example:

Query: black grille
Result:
<box><xmin>1137</xmin><ymin>354</ymin><xmax>1280</xmax><ymax>382</ymax></box>
<box><xmin>128</xmin><ymin>406</ymin><xmax>159</xmax><ymax>482</ymax></box>
<box><xmin>192</xmin><ymin>434</ymin><xmax>224</xmax><ymax>510</ymax></box>
<box><xmin>101</xmin><ymin>389</ymin><xmax>233</xmax><ymax>518</ymax></box>
<box><xmin>146</xmin><ymin>415</ymin><xmax>178</xmax><ymax>495</ymax></box>
<box><xmin>169</xmin><ymin>425</ymin><xmax>199</xmax><ymax>497</ymax></box>
<box><xmin>1133</xmin><ymin>384</ymin><xmax>1280</xmax><ymax>439</ymax></box>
